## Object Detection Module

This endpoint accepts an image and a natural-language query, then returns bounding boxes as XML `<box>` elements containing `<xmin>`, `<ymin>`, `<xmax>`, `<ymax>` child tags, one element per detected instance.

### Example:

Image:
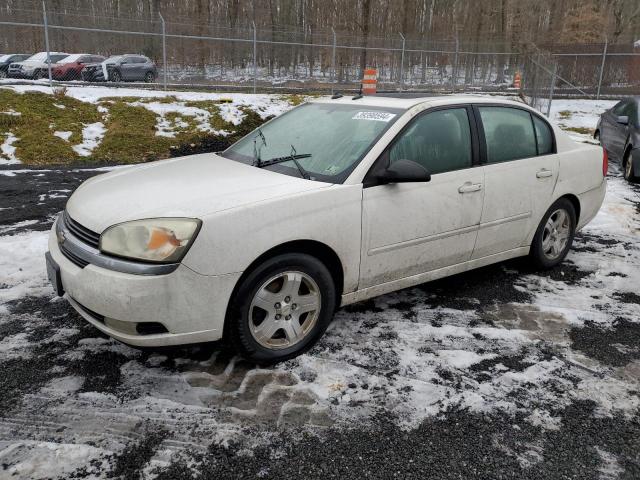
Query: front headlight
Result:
<box><xmin>99</xmin><ymin>218</ymin><xmax>201</xmax><ymax>263</ymax></box>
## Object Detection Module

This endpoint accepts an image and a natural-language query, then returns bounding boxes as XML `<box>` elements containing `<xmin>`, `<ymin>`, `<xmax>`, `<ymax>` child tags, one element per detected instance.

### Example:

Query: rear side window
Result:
<box><xmin>612</xmin><ymin>101</ymin><xmax>627</xmax><ymax>115</ymax></box>
<box><xmin>389</xmin><ymin>108</ymin><xmax>472</xmax><ymax>175</ymax></box>
<box><xmin>478</xmin><ymin>107</ymin><xmax>537</xmax><ymax>163</ymax></box>
<box><xmin>533</xmin><ymin>115</ymin><xmax>553</xmax><ymax>155</ymax></box>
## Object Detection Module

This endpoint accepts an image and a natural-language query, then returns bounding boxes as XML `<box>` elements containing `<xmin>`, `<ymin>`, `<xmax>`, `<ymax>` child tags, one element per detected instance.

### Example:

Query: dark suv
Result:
<box><xmin>82</xmin><ymin>54</ymin><xmax>156</xmax><ymax>83</ymax></box>
<box><xmin>0</xmin><ymin>54</ymin><xmax>31</xmax><ymax>78</ymax></box>
<box><xmin>596</xmin><ymin>97</ymin><xmax>640</xmax><ymax>183</ymax></box>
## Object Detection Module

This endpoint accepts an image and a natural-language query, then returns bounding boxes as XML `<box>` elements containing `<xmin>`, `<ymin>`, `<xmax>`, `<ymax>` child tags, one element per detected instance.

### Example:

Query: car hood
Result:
<box><xmin>66</xmin><ymin>153</ymin><xmax>331</xmax><ymax>233</ymax></box>
<box><xmin>14</xmin><ymin>60</ymin><xmax>48</xmax><ymax>68</ymax></box>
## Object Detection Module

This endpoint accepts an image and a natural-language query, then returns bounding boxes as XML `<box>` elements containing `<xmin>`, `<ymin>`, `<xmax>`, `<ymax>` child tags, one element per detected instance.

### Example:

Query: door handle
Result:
<box><xmin>536</xmin><ymin>169</ymin><xmax>553</xmax><ymax>178</ymax></box>
<box><xmin>458</xmin><ymin>182</ymin><xmax>482</xmax><ymax>193</ymax></box>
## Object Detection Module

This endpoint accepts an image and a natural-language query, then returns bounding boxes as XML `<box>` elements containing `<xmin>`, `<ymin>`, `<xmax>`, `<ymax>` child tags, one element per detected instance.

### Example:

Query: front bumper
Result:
<box><xmin>47</xmin><ymin>217</ymin><xmax>241</xmax><ymax>347</ymax></box>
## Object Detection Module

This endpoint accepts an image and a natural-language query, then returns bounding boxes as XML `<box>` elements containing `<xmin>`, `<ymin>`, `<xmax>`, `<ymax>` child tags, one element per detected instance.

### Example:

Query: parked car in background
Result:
<box><xmin>595</xmin><ymin>97</ymin><xmax>640</xmax><ymax>183</ymax></box>
<box><xmin>46</xmin><ymin>96</ymin><xmax>606</xmax><ymax>363</ymax></box>
<box><xmin>0</xmin><ymin>54</ymin><xmax>31</xmax><ymax>78</ymax></box>
<box><xmin>7</xmin><ymin>52</ymin><xmax>69</xmax><ymax>79</ymax></box>
<box><xmin>51</xmin><ymin>54</ymin><xmax>105</xmax><ymax>80</ymax></box>
<box><xmin>81</xmin><ymin>54</ymin><xmax>156</xmax><ymax>83</ymax></box>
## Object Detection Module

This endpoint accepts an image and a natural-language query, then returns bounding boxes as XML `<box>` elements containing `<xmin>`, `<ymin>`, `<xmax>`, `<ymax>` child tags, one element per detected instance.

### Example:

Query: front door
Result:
<box><xmin>360</xmin><ymin>107</ymin><xmax>484</xmax><ymax>289</ymax></box>
<box><xmin>472</xmin><ymin>106</ymin><xmax>559</xmax><ymax>259</ymax></box>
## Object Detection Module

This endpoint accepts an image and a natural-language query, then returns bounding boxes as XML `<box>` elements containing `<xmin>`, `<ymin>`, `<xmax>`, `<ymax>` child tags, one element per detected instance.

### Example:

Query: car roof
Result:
<box><xmin>311</xmin><ymin>94</ymin><xmax>528</xmax><ymax>111</ymax></box>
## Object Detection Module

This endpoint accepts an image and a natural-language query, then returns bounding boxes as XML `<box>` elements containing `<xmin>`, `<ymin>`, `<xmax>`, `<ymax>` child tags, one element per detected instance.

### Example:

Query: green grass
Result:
<box><xmin>558</xmin><ymin>110</ymin><xmax>573</xmax><ymax>119</ymax></box>
<box><xmin>0</xmin><ymin>89</ymin><xmax>271</xmax><ymax>165</ymax></box>
<box><xmin>564</xmin><ymin>126</ymin><xmax>593</xmax><ymax>135</ymax></box>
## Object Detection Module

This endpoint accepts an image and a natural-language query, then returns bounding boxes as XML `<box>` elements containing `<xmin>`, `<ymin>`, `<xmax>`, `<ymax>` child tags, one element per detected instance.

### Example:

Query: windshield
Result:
<box><xmin>57</xmin><ymin>54</ymin><xmax>85</xmax><ymax>64</ymax></box>
<box><xmin>0</xmin><ymin>55</ymin><xmax>12</xmax><ymax>62</ymax></box>
<box><xmin>222</xmin><ymin>103</ymin><xmax>402</xmax><ymax>183</ymax></box>
<box><xmin>26</xmin><ymin>52</ymin><xmax>48</xmax><ymax>62</ymax></box>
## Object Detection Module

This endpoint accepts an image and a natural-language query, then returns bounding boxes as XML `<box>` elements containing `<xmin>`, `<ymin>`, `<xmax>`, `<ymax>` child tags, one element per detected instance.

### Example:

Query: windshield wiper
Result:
<box><xmin>257</xmin><ymin>145</ymin><xmax>312</xmax><ymax>180</ymax></box>
<box><xmin>252</xmin><ymin>129</ymin><xmax>267</xmax><ymax>166</ymax></box>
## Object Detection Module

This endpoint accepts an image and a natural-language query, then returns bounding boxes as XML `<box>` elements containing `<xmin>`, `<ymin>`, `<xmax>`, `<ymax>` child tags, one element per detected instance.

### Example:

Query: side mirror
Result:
<box><xmin>616</xmin><ymin>115</ymin><xmax>629</xmax><ymax>125</ymax></box>
<box><xmin>376</xmin><ymin>159</ymin><xmax>431</xmax><ymax>185</ymax></box>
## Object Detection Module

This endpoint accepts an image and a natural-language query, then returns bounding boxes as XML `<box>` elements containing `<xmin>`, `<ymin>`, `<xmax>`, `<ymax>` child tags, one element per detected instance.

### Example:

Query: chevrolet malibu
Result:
<box><xmin>46</xmin><ymin>96</ymin><xmax>606</xmax><ymax>363</ymax></box>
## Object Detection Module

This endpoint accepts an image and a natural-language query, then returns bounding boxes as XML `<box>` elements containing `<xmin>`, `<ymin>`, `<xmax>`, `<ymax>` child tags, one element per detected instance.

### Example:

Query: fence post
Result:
<box><xmin>596</xmin><ymin>37</ymin><xmax>608</xmax><ymax>100</ymax></box>
<box><xmin>399</xmin><ymin>33</ymin><xmax>405</xmax><ymax>91</ymax></box>
<box><xmin>452</xmin><ymin>33</ymin><xmax>459</xmax><ymax>91</ymax></box>
<box><xmin>159</xmin><ymin>13</ymin><xmax>167</xmax><ymax>91</ymax></box>
<box><xmin>331</xmin><ymin>27</ymin><xmax>337</xmax><ymax>94</ymax></box>
<box><xmin>546</xmin><ymin>62</ymin><xmax>557</xmax><ymax>117</ymax></box>
<box><xmin>252</xmin><ymin>21</ymin><xmax>257</xmax><ymax>94</ymax></box>
<box><xmin>42</xmin><ymin>0</ymin><xmax>52</xmax><ymax>87</ymax></box>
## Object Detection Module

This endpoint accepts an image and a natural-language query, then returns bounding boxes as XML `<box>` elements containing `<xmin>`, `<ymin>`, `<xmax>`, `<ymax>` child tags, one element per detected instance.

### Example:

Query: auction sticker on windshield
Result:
<box><xmin>352</xmin><ymin>111</ymin><xmax>396</xmax><ymax>122</ymax></box>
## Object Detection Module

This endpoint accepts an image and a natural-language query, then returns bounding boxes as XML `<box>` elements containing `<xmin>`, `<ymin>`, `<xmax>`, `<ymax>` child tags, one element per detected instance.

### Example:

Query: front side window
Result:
<box><xmin>389</xmin><ymin>108</ymin><xmax>472</xmax><ymax>174</ymax></box>
<box><xmin>479</xmin><ymin>107</ymin><xmax>537</xmax><ymax>163</ymax></box>
<box><xmin>222</xmin><ymin>103</ymin><xmax>401</xmax><ymax>183</ymax></box>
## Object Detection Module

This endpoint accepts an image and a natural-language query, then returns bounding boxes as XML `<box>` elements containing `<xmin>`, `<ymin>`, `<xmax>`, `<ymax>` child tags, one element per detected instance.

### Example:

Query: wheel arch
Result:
<box><xmin>558</xmin><ymin>193</ymin><xmax>581</xmax><ymax>225</ymax></box>
<box><xmin>224</xmin><ymin>239</ymin><xmax>345</xmax><ymax>332</ymax></box>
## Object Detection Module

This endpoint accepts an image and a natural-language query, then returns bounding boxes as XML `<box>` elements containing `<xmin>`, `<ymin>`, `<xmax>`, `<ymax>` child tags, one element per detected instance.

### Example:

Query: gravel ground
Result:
<box><xmin>0</xmin><ymin>159</ymin><xmax>639</xmax><ymax>479</ymax></box>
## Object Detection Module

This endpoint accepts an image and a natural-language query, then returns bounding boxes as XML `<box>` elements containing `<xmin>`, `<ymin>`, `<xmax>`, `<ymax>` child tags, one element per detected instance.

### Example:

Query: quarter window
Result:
<box><xmin>478</xmin><ymin>107</ymin><xmax>537</xmax><ymax>163</ymax></box>
<box><xmin>533</xmin><ymin>115</ymin><xmax>553</xmax><ymax>155</ymax></box>
<box><xmin>389</xmin><ymin>108</ymin><xmax>472</xmax><ymax>175</ymax></box>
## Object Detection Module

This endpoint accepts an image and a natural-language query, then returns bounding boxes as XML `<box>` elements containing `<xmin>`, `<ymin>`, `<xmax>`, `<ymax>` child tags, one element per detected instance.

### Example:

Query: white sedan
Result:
<box><xmin>46</xmin><ymin>96</ymin><xmax>606</xmax><ymax>363</ymax></box>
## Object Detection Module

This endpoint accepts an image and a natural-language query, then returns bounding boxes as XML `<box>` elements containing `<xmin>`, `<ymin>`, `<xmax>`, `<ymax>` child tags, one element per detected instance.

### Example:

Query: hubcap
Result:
<box><xmin>625</xmin><ymin>156</ymin><xmax>632</xmax><ymax>178</ymax></box>
<box><xmin>541</xmin><ymin>209</ymin><xmax>571</xmax><ymax>260</ymax></box>
<box><xmin>248</xmin><ymin>271</ymin><xmax>321</xmax><ymax>350</ymax></box>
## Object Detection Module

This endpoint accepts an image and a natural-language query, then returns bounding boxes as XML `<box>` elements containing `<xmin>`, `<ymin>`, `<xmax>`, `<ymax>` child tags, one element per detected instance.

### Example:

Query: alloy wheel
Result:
<box><xmin>625</xmin><ymin>154</ymin><xmax>633</xmax><ymax>179</ymax></box>
<box><xmin>541</xmin><ymin>208</ymin><xmax>571</xmax><ymax>260</ymax></box>
<box><xmin>248</xmin><ymin>271</ymin><xmax>321</xmax><ymax>350</ymax></box>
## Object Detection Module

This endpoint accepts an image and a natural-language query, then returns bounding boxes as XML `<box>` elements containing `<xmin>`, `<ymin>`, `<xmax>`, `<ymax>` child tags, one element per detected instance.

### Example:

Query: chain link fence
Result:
<box><xmin>1</xmin><ymin>2</ymin><xmax>639</xmax><ymax>115</ymax></box>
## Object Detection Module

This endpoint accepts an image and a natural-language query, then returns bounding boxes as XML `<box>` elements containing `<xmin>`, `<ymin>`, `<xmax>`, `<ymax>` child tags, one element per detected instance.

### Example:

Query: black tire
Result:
<box><xmin>529</xmin><ymin>198</ymin><xmax>576</xmax><ymax>269</ymax></box>
<box><xmin>593</xmin><ymin>130</ymin><xmax>600</xmax><ymax>143</ymax></box>
<box><xmin>110</xmin><ymin>70</ymin><xmax>122</xmax><ymax>82</ymax></box>
<box><xmin>0</xmin><ymin>70</ymin><xmax>6</xmax><ymax>79</ymax></box>
<box><xmin>33</xmin><ymin>69</ymin><xmax>45</xmax><ymax>80</ymax></box>
<box><xmin>623</xmin><ymin>149</ymin><xmax>638</xmax><ymax>183</ymax></box>
<box><xmin>226</xmin><ymin>253</ymin><xmax>336</xmax><ymax>364</ymax></box>
<box><xmin>144</xmin><ymin>71</ymin><xmax>155</xmax><ymax>83</ymax></box>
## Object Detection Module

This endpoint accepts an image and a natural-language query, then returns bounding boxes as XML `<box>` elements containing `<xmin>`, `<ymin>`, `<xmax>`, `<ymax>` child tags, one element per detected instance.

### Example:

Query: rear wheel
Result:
<box><xmin>593</xmin><ymin>130</ymin><xmax>600</xmax><ymax>143</ymax></box>
<box><xmin>144</xmin><ymin>71</ymin><xmax>155</xmax><ymax>83</ymax></box>
<box><xmin>226</xmin><ymin>253</ymin><xmax>336</xmax><ymax>364</ymax></box>
<box><xmin>623</xmin><ymin>149</ymin><xmax>638</xmax><ymax>183</ymax></box>
<box><xmin>0</xmin><ymin>70</ymin><xmax>6</xmax><ymax>79</ymax></box>
<box><xmin>529</xmin><ymin>198</ymin><xmax>576</xmax><ymax>269</ymax></box>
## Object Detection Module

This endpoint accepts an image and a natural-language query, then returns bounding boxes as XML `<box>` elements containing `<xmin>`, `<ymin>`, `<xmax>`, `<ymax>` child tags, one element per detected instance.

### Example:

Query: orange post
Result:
<box><xmin>362</xmin><ymin>68</ymin><xmax>377</xmax><ymax>94</ymax></box>
<box><xmin>514</xmin><ymin>71</ymin><xmax>521</xmax><ymax>89</ymax></box>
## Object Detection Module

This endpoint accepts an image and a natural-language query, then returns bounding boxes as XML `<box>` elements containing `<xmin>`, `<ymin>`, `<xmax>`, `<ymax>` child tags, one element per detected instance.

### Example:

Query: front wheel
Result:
<box><xmin>226</xmin><ymin>253</ymin><xmax>336</xmax><ymax>364</ymax></box>
<box><xmin>623</xmin><ymin>150</ymin><xmax>638</xmax><ymax>183</ymax></box>
<box><xmin>529</xmin><ymin>198</ymin><xmax>576</xmax><ymax>269</ymax></box>
<box><xmin>0</xmin><ymin>70</ymin><xmax>6</xmax><ymax>79</ymax></box>
<box><xmin>110</xmin><ymin>70</ymin><xmax>122</xmax><ymax>82</ymax></box>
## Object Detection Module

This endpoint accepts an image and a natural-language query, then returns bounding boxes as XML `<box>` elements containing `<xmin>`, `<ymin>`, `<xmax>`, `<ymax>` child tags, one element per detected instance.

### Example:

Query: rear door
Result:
<box><xmin>471</xmin><ymin>105</ymin><xmax>559</xmax><ymax>259</ymax></box>
<box><xmin>359</xmin><ymin>106</ymin><xmax>485</xmax><ymax>288</ymax></box>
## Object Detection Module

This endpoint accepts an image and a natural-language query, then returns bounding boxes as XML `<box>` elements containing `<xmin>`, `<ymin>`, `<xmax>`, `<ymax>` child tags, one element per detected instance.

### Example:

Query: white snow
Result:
<box><xmin>72</xmin><ymin>122</ymin><xmax>105</xmax><ymax>156</ymax></box>
<box><xmin>53</xmin><ymin>130</ymin><xmax>72</xmax><ymax>141</ymax></box>
<box><xmin>0</xmin><ymin>132</ymin><xmax>19</xmax><ymax>164</ymax></box>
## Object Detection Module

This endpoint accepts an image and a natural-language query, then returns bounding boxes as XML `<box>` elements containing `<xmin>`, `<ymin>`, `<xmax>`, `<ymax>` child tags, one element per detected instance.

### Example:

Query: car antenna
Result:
<box><xmin>331</xmin><ymin>92</ymin><xmax>343</xmax><ymax>99</ymax></box>
<box><xmin>352</xmin><ymin>83</ymin><xmax>363</xmax><ymax>100</ymax></box>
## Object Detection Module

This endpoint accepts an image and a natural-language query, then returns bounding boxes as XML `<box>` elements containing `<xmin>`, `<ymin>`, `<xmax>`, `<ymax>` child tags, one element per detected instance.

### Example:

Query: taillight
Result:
<box><xmin>602</xmin><ymin>148</ymin><xmax>608</xmax><ymax>177</ymax></box>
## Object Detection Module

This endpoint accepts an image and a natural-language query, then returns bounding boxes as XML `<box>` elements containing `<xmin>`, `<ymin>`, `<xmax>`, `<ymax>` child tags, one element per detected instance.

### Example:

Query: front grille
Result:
<box><xmin>63</xmin><ymin>211</ymin><xmax>100</xmax><ymax>249</ymax></box>
<box><xmin>73</xmin><ymin>298</ymin><xmax>105</xmax><ymax>323</ymax></box>
<box><xmin>60</xmin><ymin>243</ymin><xmax>89</xmax><ymax>268</ymax></box>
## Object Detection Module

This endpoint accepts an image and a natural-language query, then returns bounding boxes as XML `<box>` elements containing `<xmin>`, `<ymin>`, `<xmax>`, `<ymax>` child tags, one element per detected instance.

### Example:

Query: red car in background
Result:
<box><xmin>51</xmin><ymin>54</ymin><xmax>105</xmax><ymax>80</ymax></box>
